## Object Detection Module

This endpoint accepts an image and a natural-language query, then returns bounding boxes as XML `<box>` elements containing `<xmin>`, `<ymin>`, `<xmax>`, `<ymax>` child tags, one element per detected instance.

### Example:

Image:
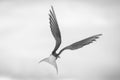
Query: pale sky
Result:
<box><xmin>0</xmin><ymin>0</ymin><xmax>120</xmax><ymax>80</ymax></box>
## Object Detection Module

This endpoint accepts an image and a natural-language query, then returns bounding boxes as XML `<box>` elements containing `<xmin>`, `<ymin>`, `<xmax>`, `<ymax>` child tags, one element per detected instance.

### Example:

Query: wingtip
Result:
<box><xmin>49</xmin><ymin>5</ymin><xmax>53</xmax><ymax>11</ymax></box>
<box><xmin>94</xmin><ymin>34</ymin><xmax>103</xmax><ymax>38</ymax></box>
<box><xmin>98</xmin><ymin>34</ymin><xmax>102</xmax><ymax>36</ymax></box>
<box><xmin>49</xmin><ymin>5</ymin><xmax>55</xmax><ymax>15</ymax></box>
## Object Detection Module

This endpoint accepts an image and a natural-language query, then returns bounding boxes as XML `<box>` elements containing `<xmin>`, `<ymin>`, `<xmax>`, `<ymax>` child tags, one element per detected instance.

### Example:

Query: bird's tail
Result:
<box><xmin>39</xmin><ymin>55</ymin><xmax>58</xmax><ymax>74</ymax></box>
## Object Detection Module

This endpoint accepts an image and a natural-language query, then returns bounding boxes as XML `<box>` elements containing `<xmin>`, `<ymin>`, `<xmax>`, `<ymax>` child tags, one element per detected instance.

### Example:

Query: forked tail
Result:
<box><xmin>39</xmin><ymin>55</ymin><xmax>58</xmax><ymax>74</ymax></box>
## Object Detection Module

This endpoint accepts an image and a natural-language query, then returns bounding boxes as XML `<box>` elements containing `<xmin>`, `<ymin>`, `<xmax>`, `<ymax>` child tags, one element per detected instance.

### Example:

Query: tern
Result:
<box><xmin>39</xmin><ymin>6</ymin><xmax>102</xmax><ymax>73</ymax></box>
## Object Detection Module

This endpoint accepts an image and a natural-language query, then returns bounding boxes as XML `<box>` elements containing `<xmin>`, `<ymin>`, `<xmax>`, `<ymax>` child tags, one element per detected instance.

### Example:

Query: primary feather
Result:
<box><xmin>49</xmin><ymin>6</ymin><xmax>62</xmax><ymax>53</ymax></box>
<box><xmin>58</xmin><ymin>34</ymin><xmax>102</xmax><ymax>55</ymax></box>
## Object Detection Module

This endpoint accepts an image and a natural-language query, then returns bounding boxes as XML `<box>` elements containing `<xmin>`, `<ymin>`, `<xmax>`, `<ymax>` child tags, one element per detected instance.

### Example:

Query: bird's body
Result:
<box><xmin>39</xmin><ymin>6</ymin><xmax>102</xmax><ymax>73</ymax></box>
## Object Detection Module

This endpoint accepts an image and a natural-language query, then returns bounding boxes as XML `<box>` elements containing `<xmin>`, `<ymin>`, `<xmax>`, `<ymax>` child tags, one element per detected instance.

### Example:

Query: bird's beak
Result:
<box><xmin>39</xmin><ymin>55</ymin><xmax>58</xmax><ymax>74</ymax></box>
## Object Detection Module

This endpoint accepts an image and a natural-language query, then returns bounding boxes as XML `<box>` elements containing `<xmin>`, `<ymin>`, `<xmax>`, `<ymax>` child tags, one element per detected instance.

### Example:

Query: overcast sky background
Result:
<box><xmin>0</xmin><ymin>0</ymin><xmax>120</xmax><ymax>80</ymax></box>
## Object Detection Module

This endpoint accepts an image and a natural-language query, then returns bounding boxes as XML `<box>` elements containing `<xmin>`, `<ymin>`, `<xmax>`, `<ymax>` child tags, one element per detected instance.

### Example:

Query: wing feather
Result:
<box><xmin>49</xmin><ymin>6</ymin><xmax>61</xmax><ymax>53</ymax></box>
<box><xmin>58</xmin><ymin>34</ymin><xmax>102</xmax><ymax>55</ymax></box>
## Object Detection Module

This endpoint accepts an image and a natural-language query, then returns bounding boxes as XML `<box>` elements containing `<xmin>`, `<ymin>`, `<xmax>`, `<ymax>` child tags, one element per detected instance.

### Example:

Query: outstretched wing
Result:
<box><xmin>58</xmin><ymin>34</ymin><xmax>102</xmax><ymax>55</ymax></box>
<box><xmin>49</xmin><ymin>6</ymin><xmax>62</xmax><ymax>53</ymax></box>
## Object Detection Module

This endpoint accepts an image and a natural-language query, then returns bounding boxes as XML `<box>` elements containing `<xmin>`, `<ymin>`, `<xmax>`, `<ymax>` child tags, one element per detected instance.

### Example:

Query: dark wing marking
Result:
<box><xmin>49</xmin><ymin>6</ymin><xmax>61</xmax><ymax>54</ymax></box>
<box><xmin>58</xmin><ymin>34</ymin><xmax>102</xmax><ymax>55</ymax></box>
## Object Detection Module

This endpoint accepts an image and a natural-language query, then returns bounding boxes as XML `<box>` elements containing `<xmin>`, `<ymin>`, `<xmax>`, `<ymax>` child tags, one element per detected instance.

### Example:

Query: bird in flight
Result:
<box><xmin>39</xmin><ymin>6</ymin><xmax>102</xmax><ymax>73</ymax></box>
